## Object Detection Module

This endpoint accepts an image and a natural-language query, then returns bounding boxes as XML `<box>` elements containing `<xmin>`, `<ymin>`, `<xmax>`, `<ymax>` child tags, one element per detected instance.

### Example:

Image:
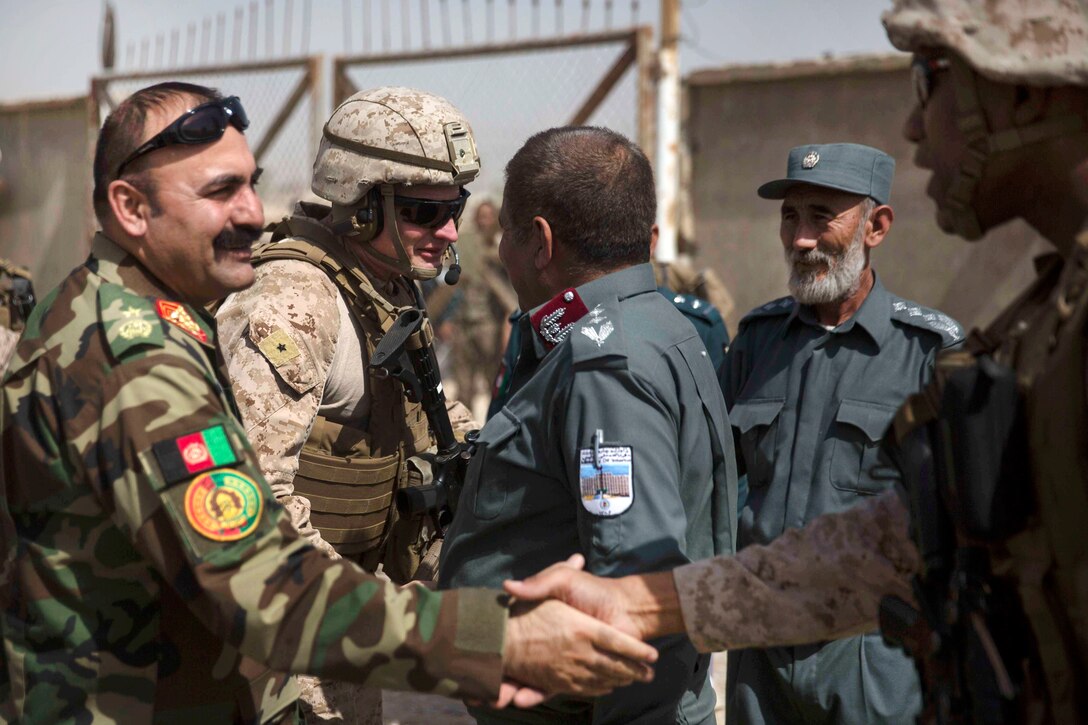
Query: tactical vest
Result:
<box><xmin>254</xmin><ymin>207</ymin><xmax>431</xmax><ymax>561</ymax></box>
<box><xmin>887</xmin><ymin>234</ymin><xmax>1088</xmax><ymax>723</ymax></box>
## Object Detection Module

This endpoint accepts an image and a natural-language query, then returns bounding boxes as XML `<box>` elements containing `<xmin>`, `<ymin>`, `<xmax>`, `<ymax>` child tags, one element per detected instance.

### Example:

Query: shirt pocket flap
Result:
<box><xmin>729</xmin><ymin>398</ymin><xmax>784</xmax><ymax>434</ymax></box>
<box><xmin>835</xmin><ymin>399</ymin><xmax>897</xmax><ymax>443</ymax></box>
<box><xmin>247</xmin><ymin>313</ymin><xmax>318</xmax><ymax>395</ymax></box>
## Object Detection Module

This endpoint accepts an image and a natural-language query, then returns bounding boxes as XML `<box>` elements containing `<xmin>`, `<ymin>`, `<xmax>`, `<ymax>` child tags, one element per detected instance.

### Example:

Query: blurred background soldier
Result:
<box><xmin>444</xmin><ymin>198</ymin><xmax>518</xmax><ymax>419</ymax></box>
<box><xmin>1</xmin><ymin>80</ymin><xmax>658</xmax><ymax>725</ymax></box>
<box><xmin>0</xmin><ymin>258</ymin><xmax>35</xmax><ymax>373</ymax></box>
<box><xmin>506</xmin><ymin>1</ymin><xmax>1088</xmax><ymax>723</ymax></box>
<box><xmin>217</xmin><ymin>86</ymin><xmax>482</xmax><ymax>724</ymax></box>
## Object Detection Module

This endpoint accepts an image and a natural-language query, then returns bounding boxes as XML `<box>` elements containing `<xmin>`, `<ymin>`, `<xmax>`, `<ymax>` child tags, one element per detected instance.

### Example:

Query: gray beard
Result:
<box><xmin>785</xmin><ymin>225</ymin><xmax>868</xmax><ymax>305</ymax></box>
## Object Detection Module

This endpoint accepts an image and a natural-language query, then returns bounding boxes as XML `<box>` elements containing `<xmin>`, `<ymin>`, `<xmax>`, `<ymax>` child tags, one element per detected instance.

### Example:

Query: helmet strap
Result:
<box><xmin>944</xmin><ymin>57</ymin><xmax>1088</xmax><ymax>240</ymax></box>
<box><xmin>355</xmin><ymin>184</ymin><xmax>441</xmax><ymax>280</ymax></box>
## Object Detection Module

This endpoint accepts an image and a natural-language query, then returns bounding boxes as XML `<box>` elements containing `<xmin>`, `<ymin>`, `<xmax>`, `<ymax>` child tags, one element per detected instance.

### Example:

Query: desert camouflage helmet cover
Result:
<box><xmin>313</xmin><ymin>86</ymin><xmax>480</xmax><ymax>206</ymax></box>
<box><xmin>883</xmin><ymin>0</ymin><xmax>1088</xmax><ymax>86</ymax></box>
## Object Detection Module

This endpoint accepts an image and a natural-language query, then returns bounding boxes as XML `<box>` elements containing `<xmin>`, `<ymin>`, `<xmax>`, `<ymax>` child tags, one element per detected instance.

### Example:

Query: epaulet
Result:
<box><xmin>890</xmin><ymin>298</ymin><xmax>964</xmax><ymax>347</ymax></box>
<box><xmin>663</xmin><ymin>289</ymin><xmax>721</xmax><ymax>323</ymax></box>
<box><xmin>97</xmin><ymin>284</ymin><xmax>165</xmax><ymax>359</ymax></box>
<box><xmin>740</xmin><ymin>296</ymin><xmax>795</xmax><ymax>324</ymax></box>
<box><xmin>569</xmin><ymin>301</ymin><xmax>627</xmax><ymax>366</ymax></box>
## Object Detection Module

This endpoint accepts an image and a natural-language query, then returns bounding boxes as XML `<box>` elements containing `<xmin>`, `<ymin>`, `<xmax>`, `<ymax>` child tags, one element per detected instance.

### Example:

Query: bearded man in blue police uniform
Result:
<box><xmin>440</xmin><ymin>126</ymin><xmax>738</xmax><ymax>725</ymax></box>
<box><xmin>722</xmin><ymin>143</ymin><xmax>963</xmax><ymax>725</ymax></box>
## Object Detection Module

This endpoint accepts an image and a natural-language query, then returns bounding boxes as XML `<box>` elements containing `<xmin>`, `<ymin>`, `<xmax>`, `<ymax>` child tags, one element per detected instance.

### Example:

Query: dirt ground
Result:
<box><xmin>381</xmin><ymin>654</ymin><xmax>728</xmax><ymax>725</ymax></box>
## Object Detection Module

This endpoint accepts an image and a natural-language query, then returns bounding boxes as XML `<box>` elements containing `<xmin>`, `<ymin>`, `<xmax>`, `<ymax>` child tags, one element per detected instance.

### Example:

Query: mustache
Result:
<box><xmin>213</xmin><ymin>225</ymin><xmax>263</xmax><ymax>251</ymax></box>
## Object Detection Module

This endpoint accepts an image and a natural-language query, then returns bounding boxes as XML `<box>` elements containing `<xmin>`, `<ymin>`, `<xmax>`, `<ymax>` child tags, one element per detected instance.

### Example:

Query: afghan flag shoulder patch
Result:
<box><xmin>153</xmin><ymin>424</ymin><xmax>242</xmax><ymax>486</ymax></box>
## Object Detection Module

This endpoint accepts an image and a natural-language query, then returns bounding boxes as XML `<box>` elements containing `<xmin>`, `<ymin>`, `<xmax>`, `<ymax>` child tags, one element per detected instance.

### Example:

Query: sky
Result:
<box><xmin>0</xmin><ymin>0</ymin><xmax>900</xmax><ymax>104</ymax></box>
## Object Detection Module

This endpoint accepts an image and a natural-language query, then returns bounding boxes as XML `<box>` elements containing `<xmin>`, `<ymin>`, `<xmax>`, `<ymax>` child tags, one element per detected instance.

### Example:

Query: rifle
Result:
<box><xmin>369</xmin><ymin>307</ymin><xmax>477</xmax><ymax>535</ymax></box>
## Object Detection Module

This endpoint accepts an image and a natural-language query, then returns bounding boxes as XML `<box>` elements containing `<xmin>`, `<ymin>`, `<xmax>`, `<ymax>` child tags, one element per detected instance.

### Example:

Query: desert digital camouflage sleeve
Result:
<box><xmin>216</xmin><ymin>259</ymin><xmax>342</xmax><ymax>558</ymax></box>
<box><xmin>673</xmin><ymin>489</ymin><xmax>922</xmax><ymax>652</ymax></box>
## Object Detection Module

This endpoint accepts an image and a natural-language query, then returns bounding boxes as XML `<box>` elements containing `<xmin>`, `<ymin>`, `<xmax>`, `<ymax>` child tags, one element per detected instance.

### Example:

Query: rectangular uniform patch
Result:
<box><xmin>152</xmin><ymin>424</ymin><xmax>241</xmax><ymax>485</ymax></box>
<box><xmin>578</xmin><ymin>445</ymin><xmax>633</xmax><ymax>517</ymax></box>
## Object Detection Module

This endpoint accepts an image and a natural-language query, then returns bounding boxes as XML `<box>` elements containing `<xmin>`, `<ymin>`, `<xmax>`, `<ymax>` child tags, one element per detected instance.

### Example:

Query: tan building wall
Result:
<box><xmin>684</xmin><ymin>54</ymin><xmax>1048</xmax><ymax>335</ymax></box>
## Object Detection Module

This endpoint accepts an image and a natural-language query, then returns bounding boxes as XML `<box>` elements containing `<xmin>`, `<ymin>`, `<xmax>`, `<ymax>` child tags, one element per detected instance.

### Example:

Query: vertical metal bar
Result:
<box><xmin>463</xmin><ymin>0</ymin><xmax>472</xmax><ymax>45</ymax></box>
<box><xmin>233</xmin><ymin>7</ymin><xmax>244</xmax><ymax>61</ymax></box>
<box><xmin>343</xmin><ymin>0</ymin><xmax>352</xmax><ymax>53</ymax></box>
<box><xmin>605</xmin><ymin>0</ymin><xmax>613</xmax><ymax>29</ymax></box>
<box><xmin>581</xmin><ymin>0</ymin><xmax>590</xmax><ymax>32</ymax></box>
<box><xmin>215</xmin><ymin>13</ymin><xmax>225</xmax><ymax>61</ymax></box>
<box><xmin>154</xmin><ymin>33</ymin><xmax>164</xmax><ymax>67</ymax></box>
<box><xmin>532</xmin><ymin>0</ymin><xmax>539</xmax><ymax>37</ymax></box>
<box><xmin>126</xmin><ymin>43</ymin><xmax>135</xmax><ymax>68</ymax></box>
<box><xmin>421</xmin><ymin>0</ymin><xmax>431</xmax><ymax>49</ymax></box>
<box><xmin>401</xmin><ymin>0</ymin><xmax>410</xmax><ymax>50</ymax></box>
<box><xmin>635</xmin><ymin>25</ymin><xmax>655</xmax><ymax>158</ymax></box>
<box><xmin>266</xmin><ymin>0</ymin><xmax>275</xmax><ymax>56</ymax></box>
<box><xmin>301</xmin><ymin>0</ymin><xmax>312</xmax><ymax>53</ymax></box>
<box><xmin>555</xmin><ymin>0</ymin><xmax>562</xmax><ymax>36</ymax></box>
<box><xmin>140</xmin><ymin>38</ymin><xmax>149</xmax><ymax>68</ymax></box>
<box><xmin>508</xmin><ymin>0</ymin><xmax>516</xmax><ymax>41</ymax></box>
<box><xmin>439</xmin><ymin>0</ymin><xmax>451</xmax><ymax>46</ymax></box>
<box><xmin>186</xmin><ymin>23</ymin><xmax>196</xmax><ymax>65</ymax></box>
<box><xmin>250</xmin><ymin>1</ymin><xmax>259</xmax><ymax>59</ymax></box>
<box><xmin>202</xmin><ymin>17</ymin><xmax>212</xmax><ymax>63</ymax></box>
<box><xmin>169</xmin><ymin>29</ymin><xmax>179</xmax><ymax>67</ymax></box>
<box><xmin>362</xmin><ymin>0</ymin><xmax>371</xmax><ymax>54</ymax></box>
<box><xmin>485</xmin><ymin>0</ymin><xmax>493</xmax><ymax>43</ymax></box>
<box><xmin>283</xmin><ymin>0</ymin><xmax>293</xmax><ymax>55</ymax></box>
<box><xmin>382</xmin><ymin>0</ymin><xmax>391</xmax><ymax>51</ymax></box>
<box><xmin>631</xmin><ymin>0</ymin><xmax>639</xmax><ymax>24</ymax></box>
<box><xmin>655</xmin><ymin>0</ymin><xmax>680</xmax><ymax>262</ymax></box>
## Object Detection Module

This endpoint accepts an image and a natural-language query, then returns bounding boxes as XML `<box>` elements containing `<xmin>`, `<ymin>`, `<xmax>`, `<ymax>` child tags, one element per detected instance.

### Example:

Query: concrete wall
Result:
<box><xmin>0</xmin><ymin>96</ymin><xmax>93</xmax><ymax>294</ymax></box>
<box><xmin>684</xmin><ymin>54</ymin><xmax>1048</xmax><ymax>335</ymax></box>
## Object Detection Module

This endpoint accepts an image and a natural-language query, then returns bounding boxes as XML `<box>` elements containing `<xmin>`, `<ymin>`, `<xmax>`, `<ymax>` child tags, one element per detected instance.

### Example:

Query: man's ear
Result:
<box><xmin>531</xmin><ymin>215</ymin><xmax>554</xmax><ymax>271</ymax></box>
<box><xmin>650</xmin><ymin>224</ymin><xmax>659</xmax><ymax>256</ymax></box>
<box><xmin>108</xmin><ymin>179</ymin><xmax>152</xmax><ymax>238</ymax></box>
<box><xmin>865</xmin><ymin>205</ymin><xmax>894</xmax><ymax>249</ymax></box>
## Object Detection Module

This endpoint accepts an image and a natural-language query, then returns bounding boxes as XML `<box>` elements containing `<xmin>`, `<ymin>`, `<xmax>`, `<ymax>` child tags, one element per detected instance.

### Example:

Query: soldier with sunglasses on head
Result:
<box><xmin>215</xmin><ymin>86</ymin><xmax>494</xmax><ymax>723</ymax></box>
<box><xmin>0</xmin><ymin>81</ymin><xmax>660</xmax><ymax>724</ymax></box>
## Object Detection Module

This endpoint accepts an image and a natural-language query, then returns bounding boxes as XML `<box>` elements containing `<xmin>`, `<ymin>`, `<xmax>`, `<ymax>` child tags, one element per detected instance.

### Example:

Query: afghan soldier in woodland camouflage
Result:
<box><xmin>0</xmin><ymin>81</ymin><xmax>657</xmax><ymax>724</ymax></box>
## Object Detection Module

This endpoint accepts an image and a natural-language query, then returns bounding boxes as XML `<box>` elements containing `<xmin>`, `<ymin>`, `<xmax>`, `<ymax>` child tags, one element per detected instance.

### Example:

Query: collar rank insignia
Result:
<box><xmin>802</xmin><ymin>150</ymin><xmax>820</xmax><ymax>169</ymax></box>
<box><xmin>156</xmin><ymin>299</ymin><xmax>208</xmax><ymax>344</ymax></box>
<box><xmin>531</xmin><ymin>287</ymin><xmax>589</xmax><ymax>350</ymax></box>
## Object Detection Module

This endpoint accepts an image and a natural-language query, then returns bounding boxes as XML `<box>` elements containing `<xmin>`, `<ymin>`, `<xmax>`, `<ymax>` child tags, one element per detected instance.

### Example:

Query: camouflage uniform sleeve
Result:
<box><xmin>103</xmin><ymin>343</ymin><xmax>507</xmax><ymax>698</ymax></box>
<box><xmin>673</xmin><ymin>489</ymin><xmax>921</xmax><ymax>652</ymax></box>
<box><xmin>217</xmin><ymin>259</ymin><xmax>341</xmax><ymax>558</ymax></box>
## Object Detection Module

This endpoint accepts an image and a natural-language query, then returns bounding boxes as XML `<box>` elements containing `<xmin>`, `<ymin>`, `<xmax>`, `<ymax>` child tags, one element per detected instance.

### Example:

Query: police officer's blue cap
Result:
<box><xmin>757</xmin><ymin>143</ymin><xmax>895</xmax><ymax>205</ymax></box>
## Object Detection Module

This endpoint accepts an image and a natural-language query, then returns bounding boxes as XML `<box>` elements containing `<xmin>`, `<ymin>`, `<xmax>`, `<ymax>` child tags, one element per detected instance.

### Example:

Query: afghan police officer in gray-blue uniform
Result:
<box><xmin>722</xmin><ymin>143</ymin><xmax>963</xmax><ymax>725</ymax></box>
<box><xmin>441</xmin><ymin>126</ymin><xmax>738</xmax><ymax>725</ymax></box>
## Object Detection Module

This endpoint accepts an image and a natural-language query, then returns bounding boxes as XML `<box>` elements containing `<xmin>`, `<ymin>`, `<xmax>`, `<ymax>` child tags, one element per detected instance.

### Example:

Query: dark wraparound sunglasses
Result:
<box><xmin>393</xmin><ymin>188</ymin><xmax>471</xmax><ymax>229</ymax></box>
<box><xmin>911</xmin><ymin>56</ymin><xmax>951</xmax><ymax>109</ymax></box>
<box><xmin>115</xmin><ymin>96</ymin><xmax>250</xmax><ymax>177</ymax></box>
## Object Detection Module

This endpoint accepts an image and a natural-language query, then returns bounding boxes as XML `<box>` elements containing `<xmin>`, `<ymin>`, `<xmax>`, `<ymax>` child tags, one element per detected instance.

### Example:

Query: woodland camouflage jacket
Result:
<box><xmin>0</xmin><ymin>234</ymin><xmax>506</xmax><ymax>723</ymax></box>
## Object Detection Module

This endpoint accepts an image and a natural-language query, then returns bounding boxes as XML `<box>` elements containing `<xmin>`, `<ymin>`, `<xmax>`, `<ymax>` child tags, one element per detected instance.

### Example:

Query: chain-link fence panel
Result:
<box><xmin>337</xmin><ymin>30</ymin><xmax>649</xmax><ymax>201</ymax></box>
<box><xmin>92</xmin><ymin>58</ymin><xmax>320</xmax><ymax>224</ymax></box>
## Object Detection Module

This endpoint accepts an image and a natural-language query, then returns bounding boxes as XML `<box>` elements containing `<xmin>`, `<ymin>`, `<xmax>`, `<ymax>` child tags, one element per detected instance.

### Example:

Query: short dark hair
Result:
<box><xmin>92</xmin><ymin>81</ymin><xmax>222</xmax><ymax>222</ymax></box>
<box><xmin>503</xmin><ymin>126</ymin><xmax>655</xmax><ymax>272</ymax></box>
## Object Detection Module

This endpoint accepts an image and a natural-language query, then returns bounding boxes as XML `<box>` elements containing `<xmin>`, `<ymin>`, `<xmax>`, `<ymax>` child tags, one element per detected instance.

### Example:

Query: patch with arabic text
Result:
<box><xmin>184</xmin><ymin>469</ymin><xmax>263</xmax><ymax>542</ymax></box>
<box><xmin>579</xmin><ymin>445</ymin><xmax>633</xmax><ymax>516</ymax></box>
<box><xmin>153</xmin><ymin>424</ymin><xmax>241</xmax><ymax>486</ymax></box>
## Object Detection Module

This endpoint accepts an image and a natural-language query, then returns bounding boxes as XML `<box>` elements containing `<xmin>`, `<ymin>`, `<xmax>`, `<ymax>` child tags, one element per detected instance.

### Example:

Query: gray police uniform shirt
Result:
<box><xmin>441</xmin><ymin>263</ymin><xmax>738</xmax><ymax>725</ymax></box>
<box><xmin>720</xmin><ymin>272</ymin><xmax>962</xmax><ymax>725</ymax></box>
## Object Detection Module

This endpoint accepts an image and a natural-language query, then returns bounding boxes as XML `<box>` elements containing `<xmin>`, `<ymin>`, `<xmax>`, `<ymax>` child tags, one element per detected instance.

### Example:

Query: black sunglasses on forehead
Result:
<box><xmin>393</xmin><ymin>188</ymin><xmax>471</xmax><ymax>229</ymax></box>
<box><xmin>115</xmin><ymin>95</ymin><xmax>250</xmax><ymax>178</ymax></box>
<box><xmin>911</xmin><ymin>56</ymin><xmax>951</xmax><ymax>109</ymax></box>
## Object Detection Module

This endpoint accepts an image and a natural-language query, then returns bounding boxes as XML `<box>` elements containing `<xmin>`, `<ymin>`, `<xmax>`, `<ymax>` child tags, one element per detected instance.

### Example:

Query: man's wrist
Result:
<box><xmin>618</xmin><ymin>571</ymin><xmax>686</xmax><ymax>640</ymax></box>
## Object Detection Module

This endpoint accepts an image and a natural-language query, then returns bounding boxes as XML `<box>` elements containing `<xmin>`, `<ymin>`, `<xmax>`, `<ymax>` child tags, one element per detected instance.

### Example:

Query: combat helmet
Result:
<box><xmin>312</xmin><ymin>86</ymin><xmax>481</xmax><ymax>279</ymax></box>
<box><xmin>882</xmin><ymin>0</ymin><xmax>1088</xmax><ymax>239</ymax></box>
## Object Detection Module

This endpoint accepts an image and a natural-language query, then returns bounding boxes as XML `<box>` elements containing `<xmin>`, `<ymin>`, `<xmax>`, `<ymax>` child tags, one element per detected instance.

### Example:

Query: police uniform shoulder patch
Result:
<box><xmin>157</xmin><ymin>299</ymin><xmax>210</xmax><ymax>345</ymax></box>
<box><xmin>579</xmin><ymin>437</ymin><xmax>633</xmax><ymax>517</ymax></box>
<box><xmin>183</xmin><ymin>468</ymin><xmax>263</xmax><ymax>541</ymax></box>
<box><xmin>890</xmin><ymin>299</ymin><xmax>964</xmax><ymax>348</ymax></box>
<box><xmin>98</xmin><ymin>285</ymin><xmax>165</xmax><ymax>359</ymax></box>
<box><xmin>667</xmin><ymin>290</ymin><xmax>720</xmax><ymax>323</ymax></box>
<box><xmin>152</xmin><ymin>424</ymin><xmax>243</xmax><ymax>486</ymax></box>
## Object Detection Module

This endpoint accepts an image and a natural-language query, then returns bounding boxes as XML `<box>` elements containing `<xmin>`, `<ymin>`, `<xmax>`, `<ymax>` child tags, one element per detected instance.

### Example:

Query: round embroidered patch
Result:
<box><xmin>184</xmin><ymin>469</ymin><xmax>263</xmax><ymax>541</ymax></box>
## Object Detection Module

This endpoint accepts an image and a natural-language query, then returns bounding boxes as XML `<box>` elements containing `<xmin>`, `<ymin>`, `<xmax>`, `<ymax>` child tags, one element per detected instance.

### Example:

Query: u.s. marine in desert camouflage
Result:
<box><xmin>0</xmin><ymin>81</ymin><xmax>657</xmax><ymax>725</ymax></box>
